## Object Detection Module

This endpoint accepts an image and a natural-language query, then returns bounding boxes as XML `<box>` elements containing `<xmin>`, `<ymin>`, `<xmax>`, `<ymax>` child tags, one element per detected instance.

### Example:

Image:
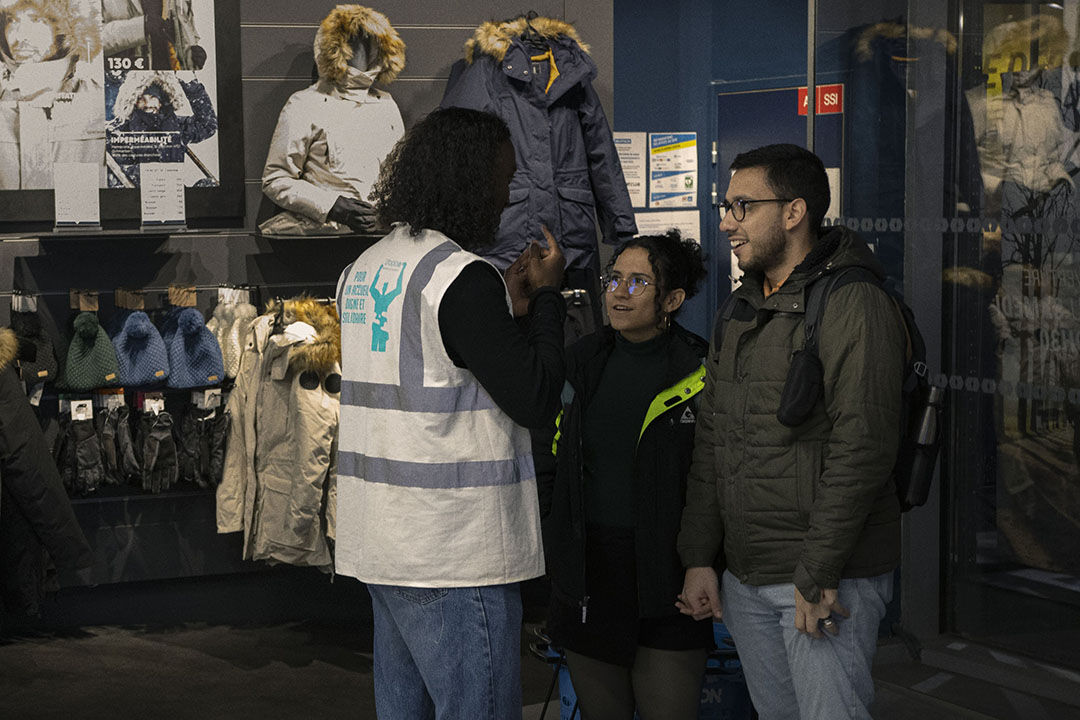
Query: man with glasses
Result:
<box><xmin>675</xmin><ymin>143</ymin><xmax>905</xmax><ymax>719</ymax></box>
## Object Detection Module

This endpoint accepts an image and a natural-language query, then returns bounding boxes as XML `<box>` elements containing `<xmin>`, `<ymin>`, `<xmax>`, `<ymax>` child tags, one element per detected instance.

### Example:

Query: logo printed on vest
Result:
<box><xmin>369</xmin><ymin>261</ymin><xmax>407</xmax><ymax>353</ymax></box>
<box><xmin>679</xmin><ymin>406</ymin><xmax>696</xmax><ymax>424</ymax></box>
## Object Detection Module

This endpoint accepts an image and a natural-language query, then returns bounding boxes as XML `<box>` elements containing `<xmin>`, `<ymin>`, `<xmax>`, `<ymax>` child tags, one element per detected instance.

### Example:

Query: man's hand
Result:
<box><xmin>795</xmin><ymin>586</ymin><xmax>850</xmax><ymax>638</ymax></box>
<box><xmin>504</xmin><ymin>248</ymin><xmax>532</xmax><ymax>317</ymax></box>
<box><xmin>676</xmin><ymin>566</ymin><xmax>722</xmax><ymax>621</ymax></box>
<box><xmin>525</xmin><ymin>225</ymin><xmax>565</xmax><ymax>291</ymax></box>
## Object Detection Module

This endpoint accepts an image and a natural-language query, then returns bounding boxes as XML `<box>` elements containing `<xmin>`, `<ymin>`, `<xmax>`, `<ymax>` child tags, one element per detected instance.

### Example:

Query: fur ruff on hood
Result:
<box><xmin>265</xmin><ymin>297</ymin><xmax>341</xmax><ymax>375</ymax></box>
<box><xmin>464</xmin><ymin>16</ymin><xmax>588</xmax><ymax>64</ymax></box>
<box><xmin>0</xmin><ymin>328</ymin><xmax>17</xmax><ymax>373</ymax></box>
<box><xmin>315</xmin><ymin>5</ymin><xmax>405</xmax><ymax>86</ymax></box>
<box><xmin>0</xmin><ymin>0</ymin><xmax>102</xmax><ymax>67</ymax></box>
<box><xmin>110</xmin><ymin>70</ymin><xmax>193</xmax><ymax>123</ymax></box>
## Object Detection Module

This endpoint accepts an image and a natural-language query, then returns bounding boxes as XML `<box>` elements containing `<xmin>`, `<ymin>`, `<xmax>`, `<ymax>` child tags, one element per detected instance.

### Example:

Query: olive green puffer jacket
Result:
<box><xmin>677</xmin><ymin>226</ymin><xmax>904</xmax><ymax>602</ymax></box>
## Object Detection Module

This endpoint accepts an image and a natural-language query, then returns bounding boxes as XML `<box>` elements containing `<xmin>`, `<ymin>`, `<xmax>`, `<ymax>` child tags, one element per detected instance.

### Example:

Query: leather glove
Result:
<box><xmin>189</xmin><ymin>45</ymin><xmax>207</xmax><ymax>70</ymax></box>
<box><xmin>142</xmin><ymin>412</ymin><xmax>178</xmax><ymax>494</ymax></box>
<box><xmin>56</xmin><ymin>415</ymin><xmax>75</xmax><ymax>494</ymax></box>
<box><xmin>95</xmin><ymin>410</ymin><xmax>121</xmax><ymax>486</ymax></box>
<box><xmin>115</xmin><ymin>405</ymin><xmax>141</xmax><ymax>484</ymax></box>
<box><xmin>71</xmin><ymin>418</ymin><xmax>105</xmax><ymax>495</ymax></box>
<box><xmin>177</xmin><ymin>407</ymin><xmax>201</xmax><ymax>485</ymax></box>
<box><xmin>206</xmin><ymin>410</ymin><xmax>230</xmax><ymax>487</ymax></box>
<box><xmin>326</xmin><ymin>196</ymin><xmax>379</xmax><ymax>234</ymax></box>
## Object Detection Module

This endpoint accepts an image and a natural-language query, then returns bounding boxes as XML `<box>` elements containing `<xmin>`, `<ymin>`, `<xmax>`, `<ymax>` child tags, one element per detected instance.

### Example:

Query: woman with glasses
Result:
<box><xmin>536</xmin><ymin>230</ymin><xmax>710</xmax><ymax>720</ymax></box>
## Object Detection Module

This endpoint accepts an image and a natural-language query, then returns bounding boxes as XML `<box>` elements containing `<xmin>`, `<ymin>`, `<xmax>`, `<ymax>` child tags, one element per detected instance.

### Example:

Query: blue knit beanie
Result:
<box><xmin>113</xmin><ymin>311</ymin><xmax>170</xmax><ymax>387</ymax></box>
<box><xmin>166</xmin><ymin>308</ymin><xmax>224</xmax><ymax>388</ymax></box>
<box><xmin>62</xmin><ymin>312</ymin><xmax>121</xmax><ymax>391</ymax></box>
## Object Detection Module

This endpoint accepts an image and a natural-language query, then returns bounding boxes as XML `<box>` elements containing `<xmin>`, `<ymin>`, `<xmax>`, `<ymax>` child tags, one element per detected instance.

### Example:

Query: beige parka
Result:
<box><xmin>216</xmin><ymin>298</ymin><xmax>341</xmax><ymax>570</ymax></box>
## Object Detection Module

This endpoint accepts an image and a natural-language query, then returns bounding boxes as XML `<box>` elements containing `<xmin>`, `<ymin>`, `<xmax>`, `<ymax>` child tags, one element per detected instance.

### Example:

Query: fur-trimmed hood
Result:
<box><xmin>0</xmin><ymin>327</ymin><xmax>17</xmax><ymax>372</ymax></box>
<box><xmin>315</xmin><ymin>5</ymin><xmax>405</xmax><ymax>86</ymax></box>
<box><xmin>265</xmin><ymin>297</ymin><xmax>341</xmax><ymax>374</ymax></box>
<box><xmin>464</xmin><ymin>16</ymin><xmax>588</xmax><ymax>64</ymax></box>
<box><xmin>0</xmin><ymin>0</ymin><xmax>102</xmax><ymax>69</ymax></box>
<box><xmin>110</xmin><ymin>70</ymin><xmax>193</xmax><ymax>123</ymax></box>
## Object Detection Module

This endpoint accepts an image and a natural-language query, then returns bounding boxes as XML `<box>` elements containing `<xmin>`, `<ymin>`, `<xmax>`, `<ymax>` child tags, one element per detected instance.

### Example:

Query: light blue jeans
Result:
<box><xmin>367</xmin><ymin>582</ymin><xmax>522</xmax><ymax>720</ymax></box>
<box><xmin>720</xmin><ymin>569</ymin><xmax>892</xmax><ymax>720</ymax></box>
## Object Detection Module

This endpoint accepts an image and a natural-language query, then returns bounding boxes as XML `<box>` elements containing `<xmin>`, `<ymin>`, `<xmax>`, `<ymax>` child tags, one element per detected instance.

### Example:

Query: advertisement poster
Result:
<box><xmin>613</xmin><ymin>131</ymin><xmax>646</xmax><ymax>208</ymax></box>
<box><xmin>648</xmin><ymin>132</ymin><xmax>697</xmax><ymax>208</ymax></box>
<box><xmin>0</xmin><ymin>0</ymin><xmax>220</xmax><ymax>191</ymax></box>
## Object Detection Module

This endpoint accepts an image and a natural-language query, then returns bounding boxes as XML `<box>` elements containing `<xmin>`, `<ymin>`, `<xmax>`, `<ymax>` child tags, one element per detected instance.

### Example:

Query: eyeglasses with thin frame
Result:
<box><xmin>719</xmin><ymin>197</ymin><xmax>794</xmax><ymax>222</ymax></box>
<box><xmin>602</xmin><ymin>275</ymin><xmax>654</xmax><ymax>296</ymax></box>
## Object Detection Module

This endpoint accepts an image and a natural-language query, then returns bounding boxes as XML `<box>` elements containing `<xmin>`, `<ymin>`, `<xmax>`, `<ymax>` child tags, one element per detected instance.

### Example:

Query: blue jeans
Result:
<box><xmin>720</xmin><ymin>570</ymin><xmax>892</xmax><ymax>720</ymax></box>
<box><xmin>367</xmin><ymin>583</ymin><xmax>522</xmax><ymax>720</ymax></box>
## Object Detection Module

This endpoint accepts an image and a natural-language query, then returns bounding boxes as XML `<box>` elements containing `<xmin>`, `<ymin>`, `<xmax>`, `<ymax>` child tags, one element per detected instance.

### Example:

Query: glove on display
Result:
<box><xmin>327</xmin><ymin>196</ymin><xmax>379</xmax><ymax>234</ymax></box>
<box><xmin>113</xmin><ymin>311</ymin><xmax>170</xmax><ymax>387</ymax></box>
<box><xmin>95</xmin><ymin>410</ymin><xmax>122</xmax><ymax>486</ymax></box>
<box><xmin>177</xmin><ymin>406</ymin><xmax>231</xmax><ymax>489</ymax></box>
<box><xmin>114</xmin><ymin>405</ymin><xmax>141</xmax><ymax>483</ymax></box>
<box><xmin>141</xmin><ymin>411</ymin><xmax>179</xmax><ymax>494</ymax></box>
<box><xmin>71</xmin><ymin>418</ymin><xmax>105</xmax><ymax>496</ymax></box>
<box><xmin>61</xmin><ymin>312</ymin><xmax>121</xmax><ymax>391</ymax></box>
<box><xmin>10</xmin><ymin>310</ymin><xmax>58</xmax><ymax>383</ymax></box>
<box><xmin>56</xmin><ymin>415</ymin><xmax>74</xmax><ymax>493</ymax></box>
<box><xmin>165</xmin><ymin>308</ymin><xmax>224</xmax><ymax>389</ymax></box>
<box><xmin>205</xmin><ymin>410</ymin><xmax>230</xmax><ymax>487</ymax></box>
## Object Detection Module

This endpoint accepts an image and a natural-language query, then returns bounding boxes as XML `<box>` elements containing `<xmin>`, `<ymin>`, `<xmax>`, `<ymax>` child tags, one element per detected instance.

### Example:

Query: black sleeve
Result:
<box><xmin>439</xmin><ymin>262</ymin><xmax>566</xmax><ymax>429</ymax></box>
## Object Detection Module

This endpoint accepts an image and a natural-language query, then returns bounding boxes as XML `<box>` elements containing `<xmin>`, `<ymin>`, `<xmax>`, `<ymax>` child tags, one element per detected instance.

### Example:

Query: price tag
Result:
<box><xmin>145</xmin><ymin>397</ymin><xmax>165</xmax><ymax>415</ymax></box>
<box><xmin>192</xmin><ymin>388</ymin><xmax>221</xmax><ymax>409</ymax></box>
<box><xmin>72</xmin><ymin>399</ymin><xmax>93</xmax><ymax>421</ymax></box>
<box><xmin>28</xmin><ymin>382</ymin><xmax>44</xmax><ymax>407</ymax></box>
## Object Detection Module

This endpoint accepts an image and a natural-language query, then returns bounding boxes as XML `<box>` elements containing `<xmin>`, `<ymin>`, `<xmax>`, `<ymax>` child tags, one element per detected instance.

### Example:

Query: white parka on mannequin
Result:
<box><xmin>259</xmin><ymin>5</ymin><xmax>405</xmax><ymax>235</ymax></box>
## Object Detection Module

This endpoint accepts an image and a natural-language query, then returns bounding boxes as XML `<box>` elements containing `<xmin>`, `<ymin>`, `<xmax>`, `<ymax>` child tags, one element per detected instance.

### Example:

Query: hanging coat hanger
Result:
<box><xmin>521</xmin><ymin>10</ymin><xmax>548</xmax><ymax>53</ymax></box>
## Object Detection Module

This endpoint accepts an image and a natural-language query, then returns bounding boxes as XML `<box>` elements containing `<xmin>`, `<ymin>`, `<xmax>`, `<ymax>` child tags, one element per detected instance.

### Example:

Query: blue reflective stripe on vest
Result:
<box><xmin>338</xmin><ymin>450</ymin><xmax>534</xmax><ymax>489</ymax></box>
<box><xmin>341</xmin><ymin>379</ymin><xmax>499</xmax><ymax>412</ymax></box>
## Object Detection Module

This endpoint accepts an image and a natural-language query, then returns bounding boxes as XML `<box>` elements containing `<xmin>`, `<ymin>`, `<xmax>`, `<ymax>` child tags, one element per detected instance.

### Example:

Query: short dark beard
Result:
<box><xmin>738</xmin><ymin>224</ymin><xmax>788</xmax><ymax>276</ymax></box>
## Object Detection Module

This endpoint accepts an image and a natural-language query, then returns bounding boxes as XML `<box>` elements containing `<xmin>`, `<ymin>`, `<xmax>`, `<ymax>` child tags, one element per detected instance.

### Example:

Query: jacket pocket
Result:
<box><xmin>556</xmin><ymin>186</ymin><xmax>597</xmax><ymax>250</ymax></box>
<box><xmin>795</xmin><ymin>442</ymin><xmax>822</xmax><ymax>518</ymax></box>
<box><xmin>260</xmin><ymin>473</ymin><xmax>321</xmax><ymax>550</ymax></box>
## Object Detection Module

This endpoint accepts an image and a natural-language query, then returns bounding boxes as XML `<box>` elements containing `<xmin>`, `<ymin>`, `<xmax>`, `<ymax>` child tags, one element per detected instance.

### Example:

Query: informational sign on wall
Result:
<box><xmin>613</xmin><ymin>132</ymin><xmax>647</xmax><ymax>207</ymax></box>
<box><xmin>633</xmin><ymin>210</ymin><xmax>700</xmax><ymax>244</ymax></box>
<box><xmin>649</xmin><ymin>132</ymin><xmax>697</xmax><ymax>208</ymax></box>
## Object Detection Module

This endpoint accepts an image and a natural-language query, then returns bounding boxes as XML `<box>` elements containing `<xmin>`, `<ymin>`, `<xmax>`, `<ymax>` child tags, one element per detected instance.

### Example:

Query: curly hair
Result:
<box><xmin>369</xmin><ymin>108</ymin><xmax>512</xmax><ymax>250</ymax></box>
<box><xmin>608</xmin><ymin>229</ymin><xmax>706</xmax><ymax>318</ymax></box>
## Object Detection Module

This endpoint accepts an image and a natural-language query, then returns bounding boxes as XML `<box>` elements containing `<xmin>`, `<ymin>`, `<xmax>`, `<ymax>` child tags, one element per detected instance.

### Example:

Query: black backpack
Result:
<box><xmin>716</xmin><ymin>267</ymin><xmax>943</xmax><ymax>511</ymax></box>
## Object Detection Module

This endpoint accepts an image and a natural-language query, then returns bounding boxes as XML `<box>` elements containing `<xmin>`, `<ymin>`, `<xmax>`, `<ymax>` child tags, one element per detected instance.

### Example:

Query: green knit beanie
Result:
<box><xmin>62</xmin><ymin>312</ymin><xmax>121</xmax><ymax>391</ymax></box>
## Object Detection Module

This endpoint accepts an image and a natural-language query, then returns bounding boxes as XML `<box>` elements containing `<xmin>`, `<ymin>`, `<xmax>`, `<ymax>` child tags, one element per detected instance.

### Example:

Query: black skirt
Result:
<box><xmin>547</xmin><ymin>524</ymin><xmax>713</xmax><ymax>667</ymax></box>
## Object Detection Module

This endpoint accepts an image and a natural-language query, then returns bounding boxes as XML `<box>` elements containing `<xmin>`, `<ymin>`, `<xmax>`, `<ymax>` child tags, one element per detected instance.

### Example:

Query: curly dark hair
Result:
<box><xmin>369</xmin><ymin>108</ymin><xmax>512</xmax><ymax>250</ymax></box>
<box><xmin>607</xmin><ymin>229</ymin><xmax>706</xmax><ymax>318</ymax></box>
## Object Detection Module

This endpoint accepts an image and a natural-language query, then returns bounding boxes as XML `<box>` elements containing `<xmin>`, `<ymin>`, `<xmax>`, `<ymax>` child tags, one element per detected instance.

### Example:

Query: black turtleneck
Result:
<box><xmin>581</xmin><ymin>331</ymin><xmax>671</xmax><ymax>527</ymax></box>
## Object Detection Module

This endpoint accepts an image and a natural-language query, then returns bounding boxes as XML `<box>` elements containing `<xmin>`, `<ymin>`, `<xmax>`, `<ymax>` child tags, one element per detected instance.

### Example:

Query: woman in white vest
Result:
<box><xmin>336</xmin><ymin>107</ymin><xmax>566</xmax><ymax>720</ymax></box>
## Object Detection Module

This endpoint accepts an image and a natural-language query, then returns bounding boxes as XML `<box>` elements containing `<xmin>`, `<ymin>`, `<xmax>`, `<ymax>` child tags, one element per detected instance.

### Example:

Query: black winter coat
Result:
<box><xmin>0</xmin><ymin>328</ymin><xmax>93</xmax><ymax>616</ymax></box>
<box><xmin>536</xmin><ymin>324</ymin><xmax>707</xmax><ymax>618</ymax></box>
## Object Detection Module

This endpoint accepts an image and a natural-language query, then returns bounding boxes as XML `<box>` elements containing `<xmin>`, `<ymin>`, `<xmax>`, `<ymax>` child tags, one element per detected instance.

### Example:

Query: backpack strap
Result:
<box><xmin>802</xmin><ymin>266</ymin><xmax>881</xmax><ymax>356</ymax></box>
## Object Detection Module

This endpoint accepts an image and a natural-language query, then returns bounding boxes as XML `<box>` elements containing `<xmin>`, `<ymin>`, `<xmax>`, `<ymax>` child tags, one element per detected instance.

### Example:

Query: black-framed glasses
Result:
<box><xmin>719</xmin><ymin>197</ymin><xmax>794</xmax><ymax>222</ymax></box>
<box><xmin>602</xmin><ymin>275</ymin><xmax>654</xmax><ymax>296</ymax></box>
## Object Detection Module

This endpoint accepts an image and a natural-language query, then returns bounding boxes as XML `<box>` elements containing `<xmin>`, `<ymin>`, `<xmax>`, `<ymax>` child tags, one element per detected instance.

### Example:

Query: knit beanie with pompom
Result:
<box><xmin>62</xmin><ymin>312</ymin><xmax>121</xmax><ymax>391</ymax></box>
<box><xmin>113</xmin><ymin>311</ymin><xmax>170</xmax><ymax>387</ymax></box>
<box><xmin>166</xmin><ymin>308</ymin><xmax>225</xmax><ymax>388</ymax></box>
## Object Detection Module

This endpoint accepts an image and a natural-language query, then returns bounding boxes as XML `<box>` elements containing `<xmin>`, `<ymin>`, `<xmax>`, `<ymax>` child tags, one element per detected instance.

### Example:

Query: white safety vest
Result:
<box><xmin>334</xmin><ymin>225</ymin><xmax>544</xmax><ymax>587</ymax></box>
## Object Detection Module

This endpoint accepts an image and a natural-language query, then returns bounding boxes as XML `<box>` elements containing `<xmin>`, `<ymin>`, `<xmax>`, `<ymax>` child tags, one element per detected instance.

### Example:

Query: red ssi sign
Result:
<box><xmin>798</xmin><ymin>84</ymin><xmax>844</xmax><ymax>115</ymax></box>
